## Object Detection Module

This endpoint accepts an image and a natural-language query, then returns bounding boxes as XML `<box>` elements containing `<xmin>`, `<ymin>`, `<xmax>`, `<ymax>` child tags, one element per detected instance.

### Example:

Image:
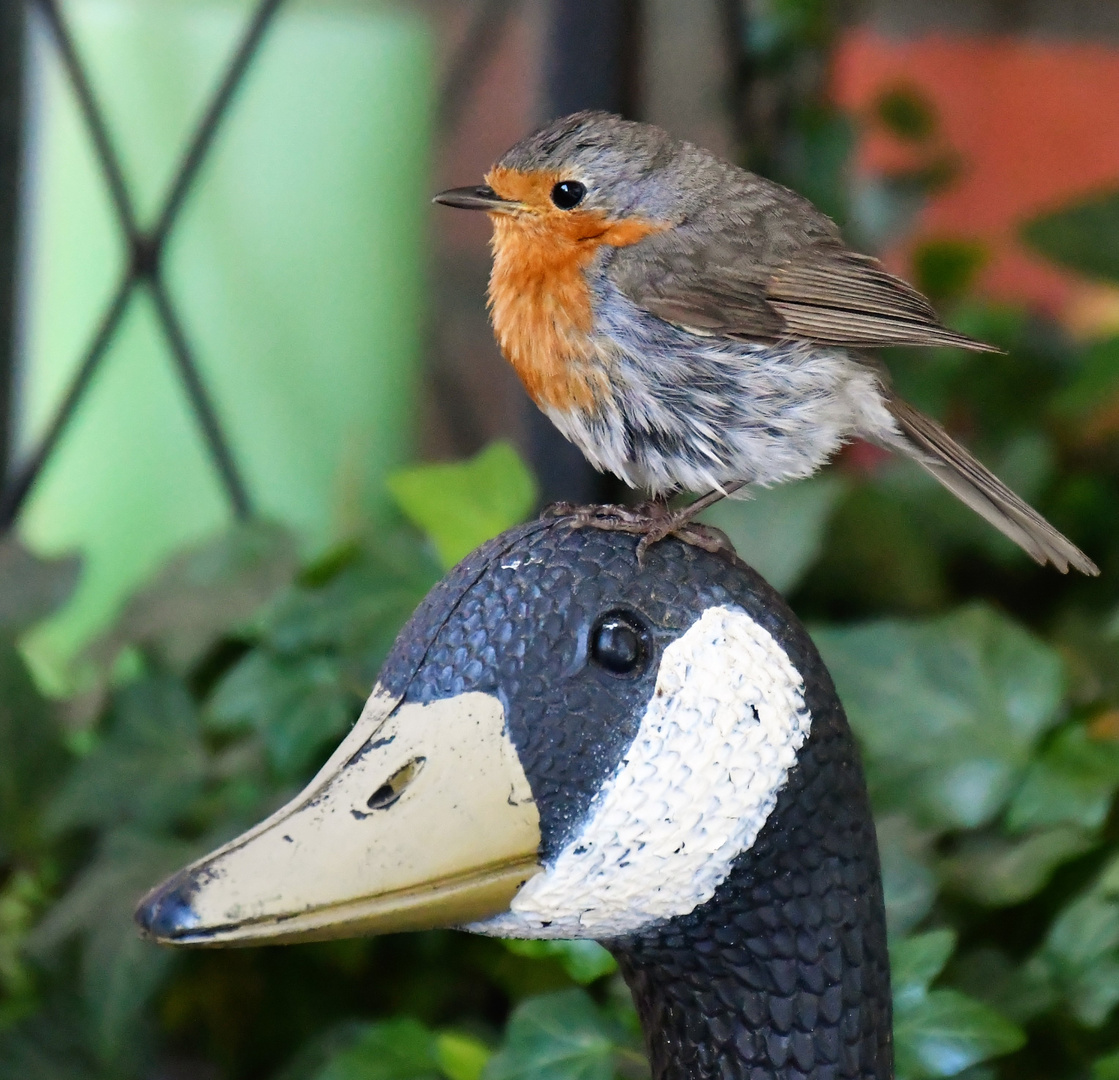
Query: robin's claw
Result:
<box><xmin>546</xmin><ymin>502</ymin><xmax>738</xmax><ymax>563</ymax></box>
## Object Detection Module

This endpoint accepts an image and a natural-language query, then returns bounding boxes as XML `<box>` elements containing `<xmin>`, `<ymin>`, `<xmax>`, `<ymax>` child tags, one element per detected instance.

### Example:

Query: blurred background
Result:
<box><xmin>3</xmin><ymin>0</ymin><xmax>1119</xmax><ymax>1077</ymax></box>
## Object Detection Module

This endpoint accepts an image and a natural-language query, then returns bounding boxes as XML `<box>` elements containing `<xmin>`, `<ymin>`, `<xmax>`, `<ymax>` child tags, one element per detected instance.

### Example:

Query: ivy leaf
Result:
<box><xmin>436</xmin><ymin>1032</ymin><xmax>492</xmax><ymax>1080</ymax></box>
<box><xmin>939</xmin><ymin>827</ymin><xmax>1097</xmax><ymax>907</ymax></box>
<box><xmin>815</xmin><ymin>605</ymin><xmax>1065</xmax><ymax>829</ymax></box>
<box><xmin>1035</xmin><ymin>855</ymin><xmax>1119</xmax><ymax>1026</ymax></box>
<box><xmin>892</xmin><ymin>930</ymin><xmax>957</xmax><ymax>1010</ymax></box>
<box><xmin>388</xmin><ymin>442</ymin><xmax>538</xmax><ymax>569</ymax></box>
<box><xmin>894</xmin><ymin>989</ymin><xmax>1025</xmax><ymax>1080</ymax></box>
<box><xmin>1006</xmin><ymin>725</ymin><xmax>1119</xmax><ymax>832</ymax></box>
<box><xmin>892</xmin><ymin>931</ymin><xmax>1025</xmax><ymax>1079</ymax></box>
<box><xmin>208</xmin><ymin>651</ymin><xmax>353</xmax><ymax>780</ymax></box>
<box><xmin>1022</xmin><ymin>189</ymin><xmax>1119</xmax><ymax>283</ymax></box>
<box><xmin>309</xmin><ymin>1018</ymin><xmax>442</xmax><ymax>1080</ymax></box>
<box><xmin>47</xmin><ymin>675</ymin><xmax>207</xmax><ymax>833</ymax></box>
<box><xmin>502</xmin><ymin>940</ymin><xmax>618</xmax><ymax>985</ymax></box>
<box><xmin>700</xmin><ymin>475</ymin><xmax>845</xmax><ymax>593</ymax></box>
<box><xmin>27</xmin><ymin>829</ymin><xmax>196</xmax><ymax>1066</ymax></box>
<box><xmin>86</xmin><ymin>521</ymin><xmax>298</xmax><ymax>674</ymax></box>
<box><xmin>876</xmin><ymin>814</ymin><xmax>937</xmax><ymax>937</ymax></box>
<box><xmin>0</xmin><ymin>642</ymin><xmax>66</xmax><ymax>860</ymax></box>
<box><xmin>484</xmin><ymin>990</ymin><xmax>621</xmax><ymax>1080</ymax></box>
<box><xmin>0</xmin><ymin>538</ymin><xmax>81</xmax><ymax>632</ymax></box>
<box><xmin>1094</xmin><ymin>1049</ymin><xmax>1119</xmax><ymax>1080</ymax></box>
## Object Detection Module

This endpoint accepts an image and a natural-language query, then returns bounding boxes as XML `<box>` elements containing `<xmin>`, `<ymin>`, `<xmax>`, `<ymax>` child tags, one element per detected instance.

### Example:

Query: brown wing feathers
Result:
<box><xmin>883</xmin><ymin>395</ymin><xmax>1098</xmax><ymax>575</ymax></box>
<box><xmin>765</xmin><ymin>249</ymin><xmax>1000</xmax><ymax>352</ymax></box>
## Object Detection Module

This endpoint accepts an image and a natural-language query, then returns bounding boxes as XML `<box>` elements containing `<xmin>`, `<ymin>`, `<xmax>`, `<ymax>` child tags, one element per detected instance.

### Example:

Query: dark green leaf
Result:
<box><xmin>86</xmin><ymin>521</ymin><xmax>298</xmax><ymax>674</ymax></box>
<box><xmin>0</xmin><ymin>538</ymin><xmax>80</xmax><ymax>632</ymax></box>
<box><xmin>28</xmin><ymin>829</ymin><xmax>196</xmax><ymax>1064</ymax></box>
<box><xmin>700</xmin><ymin>476</ymin><xmax>845</xmax><ymax>593</ymax></box>
<box><xmin>47</xmin><ymin>675</ymin><xmax>207</xmax><ymax>833</ymax></box>
<box><xmin>0</xmin><ymin>1002</ymin><xmax>101</xmax><ymax>1080</ymax></box>
<box><xmin>876</xmin><ymin>814</ymin><xmax>937</xmax><ymax>937</ymax></box>
<box><xmin>892</xmin><ymin>931</ymin><xmax>957</xmax><ymax>1010</ymax></box>
<box><xmin>894</xmin><ymin>989</ymin><xmax>1025</xmax><ymax>1080</ymax></box>
<box><xmin>0</xmin><ymin>642</ymin><xmax>66</xmax><ymax>859</ymax></box>
<box><xmin>815</xmin><ymin>605</ymin><xmax>1065</xmax><ymax>828</ymax></box>
<box><xmin>1022</xmin><ymin>189</ymin><xmax>1119</xmax><ymax>283</ymax></box>
<box><xmin>1007</xmin><ymin>725</ymin><xmax>1119</xmax><ymax>832</ymax></box>
<box><xmin>388</xmin><ymin>442</ymin><xmax>537</xmax><ymax>569</ymax></box>
<box><xmin>502</xmin><ymin>940</ymin><xmax>618</xmax><ymax>985</ymax></box>
<box><xmin>310</xmin><ymin>1018</ymin><xmax>441</xmax><ymax>1080</ymax></box>
<box><xmin>1036</xmin><ymin>856</ymin><xmax>1119</xmax><ymax>1026</ymax></box>
<box><xmin>912</xmin><ymin>240</ymin><xmax>988</xmax><ymax>306</ymax></box>
<box><xmin>803</xmin><ymin>484</ymin><xmax>947</xmax><ymax>614</ymax></box>
<box><xmin>484</xmin><ymin>990</ymin><xmax>620</xmax><ymax>1080</ymax></box>
<box><xmin>940</xmin><ymin>827</ymin><xmax>1096</xmax><ymax>906</ymax></box>
<box><xmin>949</xmin><ymin>948</ymin><xmax>1057</xmax><ymax>1025</ymax></box>
<box><xmin>874</xmin><ymin>84</ymin><xmax>937</xmax><ymax>142</ymax></box>
<box><xmin>208</xmin><ymin>651</ymin><xmax>353</xmax><ymax>779</ymax></box>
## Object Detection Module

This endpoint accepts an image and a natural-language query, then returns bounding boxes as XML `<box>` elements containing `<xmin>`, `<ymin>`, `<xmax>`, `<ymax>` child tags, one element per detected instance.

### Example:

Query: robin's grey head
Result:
<box><xmin>433</xmin><ymin>111</ymin><xmax>721</xmax><ymax>227</ymax></box>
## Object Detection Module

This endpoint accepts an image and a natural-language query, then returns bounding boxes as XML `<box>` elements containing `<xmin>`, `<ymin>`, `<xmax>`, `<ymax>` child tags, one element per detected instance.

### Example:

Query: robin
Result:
<box><xmin>435</xmin><ymin>110</ymin><xmax>1097</xmax><ymax>575</ymax></box>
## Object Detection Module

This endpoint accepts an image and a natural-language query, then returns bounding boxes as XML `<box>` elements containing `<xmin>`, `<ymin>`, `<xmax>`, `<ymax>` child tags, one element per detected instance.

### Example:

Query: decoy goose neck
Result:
<box><xmin>135</xmin><ymin>519</ymin><xmax>893</xmax><ymax>1080</ymax></box>
<box><xmin>606</xmin><ymin>635</ymin><xmax>893</xmax><ymax>1080</ymax></box>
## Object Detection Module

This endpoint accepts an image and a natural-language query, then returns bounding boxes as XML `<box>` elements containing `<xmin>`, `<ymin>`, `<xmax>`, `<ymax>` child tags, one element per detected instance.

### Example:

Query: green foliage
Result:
<box><xmin>501</xmin><ymin>941</ymin><xmax>618</xmax><ymax>986</ymax></box>
<box><xmin>389</xmin><ymin>442</ymin><xmax>538</xmax><ymax>569</ymax></box>
<box><xmin>309</xmin><ymin>1019</ymin><xmax>443</xmax><ymax>1080</ymax></box>
<box><xmin>4</xmin><ymin>39</ymin><xmax>1119</xmax><ymax>1080</ymax></box>
<box><xmin>892</xmin><ymin>931</ymin><xmax>1025</xmax><ymax>1080</ymax></box>
<box><xmin>1022</xmin><ymin>189</ymin><xmax>1119</xmax><ymax>283</ymax></box>
<box><xmin>874</xmin><ymin>84</ymin><xmax>938</xmax><ymax>143</ymax></box>
<box><xmin>701</xmin><ymin>476</ymin><xmax>846</xmax><ymax>594</ymax></box>
<box><xmin>912</xmin><ymin>239</ymin><xmax>989</xmax><ymax>306</ymax></box>
<box><xmin>484</xmin><ymin>990</ymin><xmax>634</xmax><ymax>1080</ymax></box>
<box><xmin>816</xmin><ymin>605</ymin><xmax>1065</xmax><ymax>829</ymax></box>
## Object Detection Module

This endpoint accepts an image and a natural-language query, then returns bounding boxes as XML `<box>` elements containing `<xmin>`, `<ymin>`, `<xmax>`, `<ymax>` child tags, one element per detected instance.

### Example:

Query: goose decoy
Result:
<box><xmin>136</xmin><ymin>516</ymin><xmax>892</xmax><ymax>1080</ymax></box>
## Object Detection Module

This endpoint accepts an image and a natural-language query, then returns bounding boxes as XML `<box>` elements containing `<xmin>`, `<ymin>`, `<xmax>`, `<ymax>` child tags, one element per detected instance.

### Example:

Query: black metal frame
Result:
<box><xmin>0</xmin><ymin>0</ymin><xmax>651</xmax><ymax>531</ymax></box>
<box><xmin>0</xmin><ymin>0</ymin><xmax>290</xmax><ymax>529</ymax></box>
<box><xmin>529</xmin><ymin>0</ymin><xmax>642</xmax><ymax>506</ymax></box>
<box><xmin>0</xmin><ymin>0</ymin><xmax>24</xmax><ymax>493</ymax></box>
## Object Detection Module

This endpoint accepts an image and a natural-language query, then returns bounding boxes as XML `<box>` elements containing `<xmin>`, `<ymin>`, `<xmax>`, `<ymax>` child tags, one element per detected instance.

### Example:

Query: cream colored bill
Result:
<box><xmin>136</xmin><ymin>688</ymin><xmax>541</xmax><ymax>946</ymax></box>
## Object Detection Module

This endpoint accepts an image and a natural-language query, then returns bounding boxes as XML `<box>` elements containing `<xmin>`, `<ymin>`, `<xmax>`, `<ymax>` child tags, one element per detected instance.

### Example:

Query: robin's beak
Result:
<box><xmin>134</xmin><ymin>687</ymin><xmax>541</xmax><ymax>946</ymax></box>
<box><xmin>432</xmin><ymin>185</ymin><xmax>523</xmax><ymax>213</ymax></box>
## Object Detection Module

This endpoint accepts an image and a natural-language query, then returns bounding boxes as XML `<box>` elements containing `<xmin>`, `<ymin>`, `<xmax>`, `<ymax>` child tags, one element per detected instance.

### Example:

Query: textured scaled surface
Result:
<box><xmin>377</xmin><ymin>517</ymin><xmax>891</xmax><ymax>1080</ymax></box>
<box><xmin>608</xmin><ymin>605</ymin><xmax>892</xmax><ymax>1080</ymax></box>
<box><xmin>471</xmin><ymin>605</ymin><xmax>811</xmax><ymax>938</ymax></box>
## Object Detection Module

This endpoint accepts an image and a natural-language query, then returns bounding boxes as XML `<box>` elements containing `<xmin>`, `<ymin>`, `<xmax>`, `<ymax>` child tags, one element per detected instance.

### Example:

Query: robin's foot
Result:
<box><xmin>542</xmin><ymin>500</ymin><xmax>671</xmax><ymax>528</ymax></box>
<box><xmin>542</xmin><ymin>500</ymin><xmax>737</xmax><ymax>562</ymax></box>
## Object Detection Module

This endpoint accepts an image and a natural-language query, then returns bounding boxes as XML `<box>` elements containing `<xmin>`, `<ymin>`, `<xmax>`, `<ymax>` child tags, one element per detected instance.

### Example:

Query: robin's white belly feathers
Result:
<box><xmin>544</xmin><ymin>276</ymin><xmax>900</xmax><ymax>496</ymax></box>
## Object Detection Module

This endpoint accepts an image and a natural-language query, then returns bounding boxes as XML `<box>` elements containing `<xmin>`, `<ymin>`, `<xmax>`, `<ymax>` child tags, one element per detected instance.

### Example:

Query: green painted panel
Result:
<box><xmin>16</xmin><ymin>0</ymin><xmax>433</xmax><ymax>686</ymax></box>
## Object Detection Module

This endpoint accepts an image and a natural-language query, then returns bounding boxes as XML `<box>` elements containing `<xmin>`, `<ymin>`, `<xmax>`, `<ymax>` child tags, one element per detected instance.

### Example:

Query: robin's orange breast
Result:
<box><xmin>485</xmin><ymin>167</ymin><xmax>666</xmax><ymax>414</ymax></box>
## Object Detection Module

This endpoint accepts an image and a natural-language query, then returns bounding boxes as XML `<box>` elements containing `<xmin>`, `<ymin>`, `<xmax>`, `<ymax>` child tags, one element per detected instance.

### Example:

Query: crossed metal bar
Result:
<box><xmin>0</xmin><ymin>0</ymin><xmax>287</xmax><ymax>529</ymax></box>
<box><xmin>0</xmin><ymin>0</ymin><xmax>560</xmax><ymax>530</ymax></box>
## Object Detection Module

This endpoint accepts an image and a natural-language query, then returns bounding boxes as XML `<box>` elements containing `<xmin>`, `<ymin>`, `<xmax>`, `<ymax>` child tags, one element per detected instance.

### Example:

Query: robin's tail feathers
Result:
<box><xmin>883</xmin><ymin>395</ymin><xmax>1099</xmax><ymax>576</ymax></box>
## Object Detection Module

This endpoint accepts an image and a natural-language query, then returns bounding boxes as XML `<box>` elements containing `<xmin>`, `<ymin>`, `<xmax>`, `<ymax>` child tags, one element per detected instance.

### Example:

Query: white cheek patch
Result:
<box><xmin>468</xmin><ymin>604</ymin><xmax>811</xmax><ymax>939</ymax></box>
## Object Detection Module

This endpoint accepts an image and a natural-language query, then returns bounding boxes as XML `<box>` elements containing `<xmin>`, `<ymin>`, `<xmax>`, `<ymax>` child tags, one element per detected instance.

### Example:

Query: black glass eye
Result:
<box><xmin>551</xmin><ymin>180</ymin><xmax>586</xmax><ymax>210</ymax></box>
<box><xmin>590</xmin><ymin>611</ymin><xmax>648</xmax><ymax>675</ymax></box>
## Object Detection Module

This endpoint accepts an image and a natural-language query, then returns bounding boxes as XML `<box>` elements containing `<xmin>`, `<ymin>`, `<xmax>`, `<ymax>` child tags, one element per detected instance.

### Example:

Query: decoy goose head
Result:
<box><xmin>137</xmin><ymin>516</ymin><xmax>892</xmax><ymax>1080</ymax></box>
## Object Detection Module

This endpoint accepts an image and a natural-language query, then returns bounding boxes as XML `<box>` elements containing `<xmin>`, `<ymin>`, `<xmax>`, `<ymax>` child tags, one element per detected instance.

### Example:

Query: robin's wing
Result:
<box><xmin>610</xmin><ymin>209</ymin><xmax>996</xmax><ymax>352</ymax></box>
<box><xmin>766</xmin><ymin>248</ymin><xmax>996</xmax><ymax>351</ymax></box>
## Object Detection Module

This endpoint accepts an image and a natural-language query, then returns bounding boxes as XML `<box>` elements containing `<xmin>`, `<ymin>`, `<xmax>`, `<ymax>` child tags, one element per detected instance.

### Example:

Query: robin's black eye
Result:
<box><xmin>590</xmin><ymin>611</ymin><xmax>648</xmax><ymax>675</ymax></box>
<box><xmin>551</xmin><ymin>180</ymin><xmax>586</xmax><ymax>210</ymax></box>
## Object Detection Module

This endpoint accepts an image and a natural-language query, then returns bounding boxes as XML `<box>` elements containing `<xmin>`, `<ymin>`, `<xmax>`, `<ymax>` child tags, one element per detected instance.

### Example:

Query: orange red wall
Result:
<box><xmin>832</xmin><ymin>29</ymin><xmax>1119</xmax><ymax>331</ymax></box>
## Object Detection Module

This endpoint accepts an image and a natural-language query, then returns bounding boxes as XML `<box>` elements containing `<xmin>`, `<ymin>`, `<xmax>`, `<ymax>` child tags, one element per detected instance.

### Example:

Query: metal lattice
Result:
<box><xmin>0</xmin><ymin>0</ymin><xmax>291</xmax><ymax>529</ymax></box>
<box><xmin>0</xmin><ymin>0</ymin><xmax>625</xmax><ymax>533</ymax></box>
